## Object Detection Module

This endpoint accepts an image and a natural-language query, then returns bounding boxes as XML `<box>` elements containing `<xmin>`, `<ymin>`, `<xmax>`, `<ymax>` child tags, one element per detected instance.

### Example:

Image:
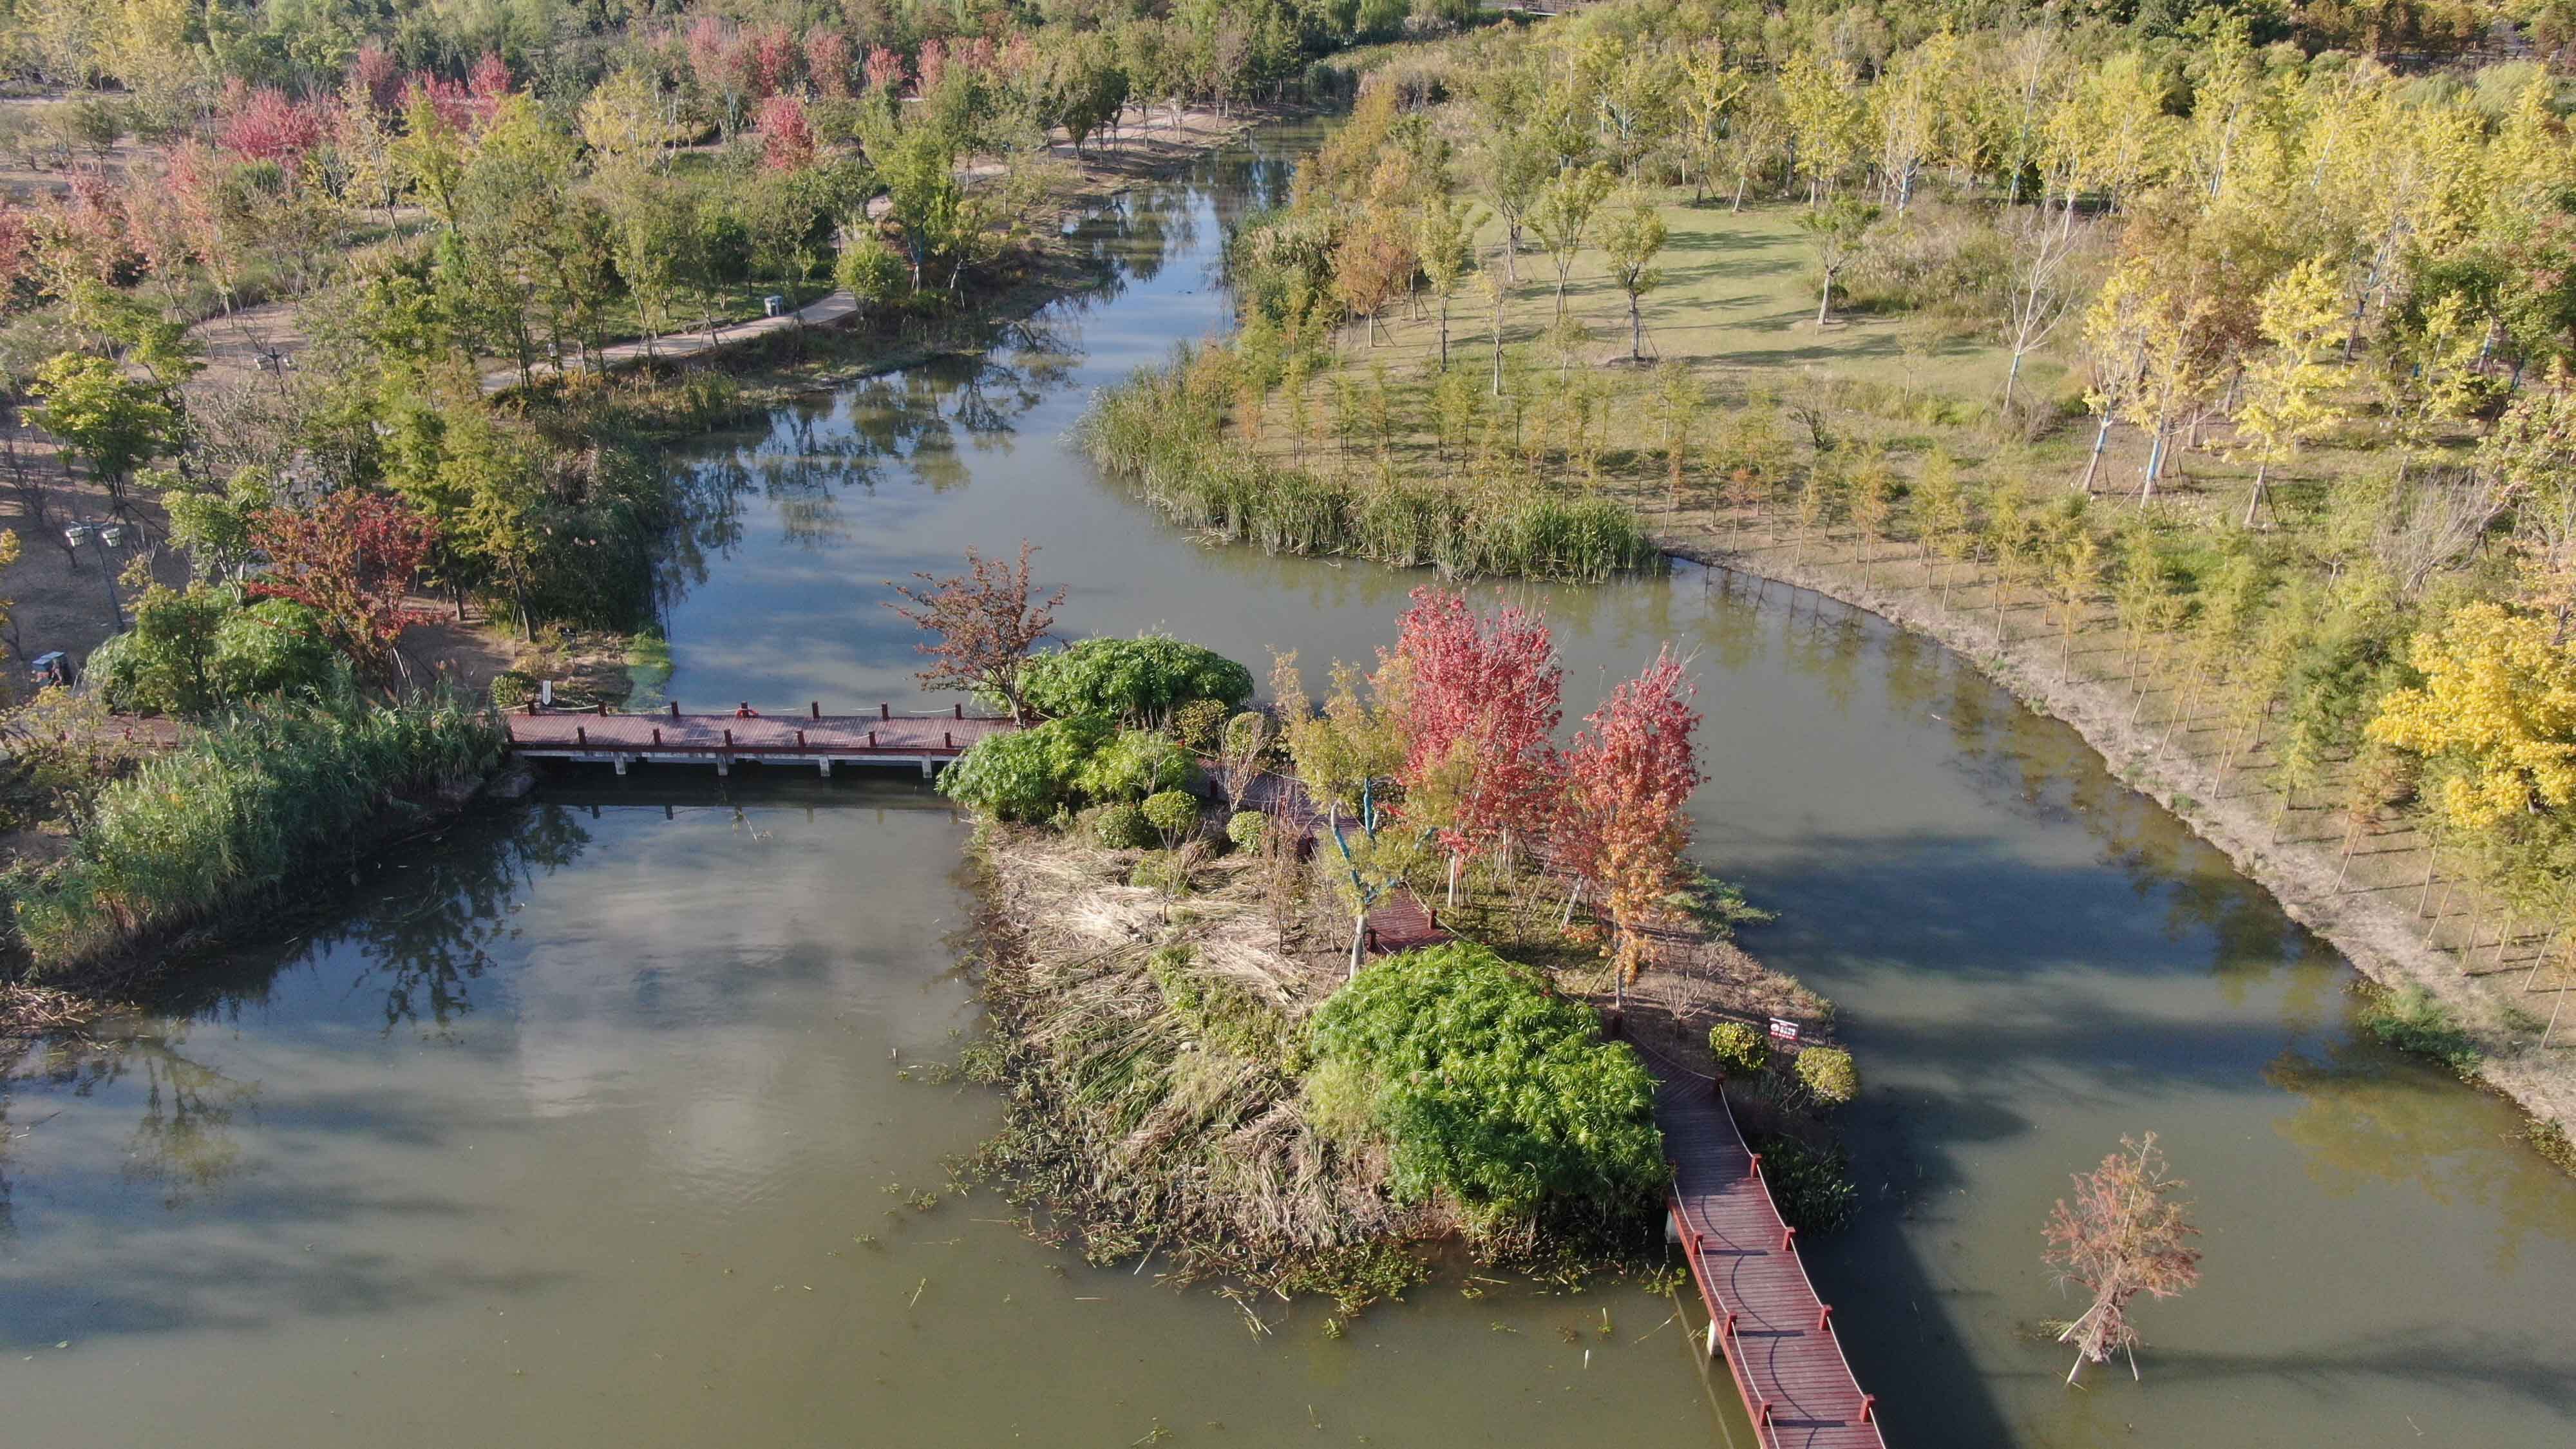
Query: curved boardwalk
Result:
<box><xmin>1642</xmin><ymin>1046</ymin><xmax>1887</xmax><ymax>1449</ymax></box>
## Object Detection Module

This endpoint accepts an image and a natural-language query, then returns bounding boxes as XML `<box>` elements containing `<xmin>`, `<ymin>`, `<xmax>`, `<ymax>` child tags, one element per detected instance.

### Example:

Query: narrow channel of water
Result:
<box><xmin>6</xmin><ymin>126</ymin><xmax>2571</xmax><ymax>1448</ymax></box>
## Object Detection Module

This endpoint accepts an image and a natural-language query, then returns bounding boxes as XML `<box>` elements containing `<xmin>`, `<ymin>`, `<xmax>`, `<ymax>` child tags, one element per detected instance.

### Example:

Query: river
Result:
<box><xmin>5</xmin><ymin>124</ymin><xmax>2571</xmax><ymax>1449</ymax></box>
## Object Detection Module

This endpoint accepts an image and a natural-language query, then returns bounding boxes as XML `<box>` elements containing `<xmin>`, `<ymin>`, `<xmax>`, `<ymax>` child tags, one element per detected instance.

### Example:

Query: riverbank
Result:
<box><xmin>0</xmin><ymin>695</ymin><xmax>519</xmax><ymax>1031</ymax></box>
<box><xmin>1658</xmin><ymin>523</ymin><xmax>2576</xmax><ymax>1159</ymax></box>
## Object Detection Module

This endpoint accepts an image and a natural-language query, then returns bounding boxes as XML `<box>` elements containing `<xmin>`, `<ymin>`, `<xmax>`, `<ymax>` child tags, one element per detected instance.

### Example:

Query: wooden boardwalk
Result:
<box><xmin>1640</xmin><ymin>1045</ymin><xmax>1886</xmax><ymax>1449</ymax></box>
<box><xmin>504</xmin><ymin>703</ymin><xmax>1014</xmax><ymax>776</ymax></box>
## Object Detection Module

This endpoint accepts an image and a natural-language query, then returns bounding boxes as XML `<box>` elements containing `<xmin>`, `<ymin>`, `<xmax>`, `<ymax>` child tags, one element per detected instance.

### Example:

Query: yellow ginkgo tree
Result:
<box><xmin>2231</xmin><ymin>256</ymin><xmax>2349</xmax><ymax>528</ymax></box>
<box><xmin>2366</xmin><ymin>602</ymin><xmax>2576</xmax><ymax>829</ymax></box>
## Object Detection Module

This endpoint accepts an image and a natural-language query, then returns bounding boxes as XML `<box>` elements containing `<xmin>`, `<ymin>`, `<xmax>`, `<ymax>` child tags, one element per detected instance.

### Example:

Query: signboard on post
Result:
<box><xmin>1767</xmin><ymin>1018</ymin><xmax>1800</xmax><ymax>1044</ymax></box>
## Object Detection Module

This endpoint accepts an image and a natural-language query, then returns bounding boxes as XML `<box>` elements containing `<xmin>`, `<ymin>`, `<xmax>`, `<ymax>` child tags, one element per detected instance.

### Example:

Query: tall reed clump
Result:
<box><xmin>1080</xmin><ymin>355</ymin><xmax>1661</xmax><ymax>583</ymax></box>
<box><xmin>5</xmin><ymin>691</ymin><xmax>505</xmax><ymax>975</ymax></box>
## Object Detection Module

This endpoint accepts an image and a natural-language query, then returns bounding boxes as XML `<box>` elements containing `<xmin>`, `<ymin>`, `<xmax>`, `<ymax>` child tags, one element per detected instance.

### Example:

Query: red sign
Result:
<box><xmin>1767</xmin><ymin>1018</ymin><xmax>1800</xmax><ymax>1043</ymax></box>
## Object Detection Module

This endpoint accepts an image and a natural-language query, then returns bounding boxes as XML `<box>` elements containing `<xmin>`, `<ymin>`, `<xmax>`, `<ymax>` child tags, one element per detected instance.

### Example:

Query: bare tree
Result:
<box><xmin>2043</xmin><ymin>1133</ymin><xmax>2202</xmax><ymax>1385</ymax></box>
<box><xmin>884</xmin><ymin>542</ymin><xmax>1065</xmax><ymax>723</ymax></box>
<box><xmin>2373</xmin><ymin>465</ymin><xmax>2505</xmax><ymax>596</ymax></box>
<box><xmin>2003</xmin><ymin>211</ymin><xmax>2083</xmax><ymax>411</ymax></box>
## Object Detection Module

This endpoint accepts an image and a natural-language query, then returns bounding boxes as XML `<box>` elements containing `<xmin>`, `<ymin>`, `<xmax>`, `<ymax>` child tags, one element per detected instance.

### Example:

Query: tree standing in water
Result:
<box><xmin>886</xmin><ymin>542</ymin><xmax>1063</xmax><ymax>723</ymax></box>
<box><xmin>2043</xmin><ymin>1133</ymin><xmax>2202</xmax><ymax>1385</ymax></box>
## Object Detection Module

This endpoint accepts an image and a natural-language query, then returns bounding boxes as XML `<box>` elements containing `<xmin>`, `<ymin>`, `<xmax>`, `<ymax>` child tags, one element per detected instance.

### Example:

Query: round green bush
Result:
<box><xmin>1794</xmin><ymin>1046</ymin><xmax>1859</xmax><ymax>1107</ymax></box>
<box><xmin>1071</xmin><ymin>728</ymin><xmax>1193</xmax><ymax>802</ymax></box>
<box><xmin>1707</xmin><ymin>1021</ymin><xmax>1766</xmax><ymax>1078</ymax></box>
<box><xmin>1018</xmin><ymin>635</ymin><xmax>1256</xmax><ymax>724</ymax></box>
<box><xmin>938</xmin><ymin>714</ymin><xmax>1115</xmax><ymax>822</ymax></box>
<box><xmin>489</xmin><ymin>670</ymin><xmax>538</xmax><ymax>710</ymax></box>
<box><xmin>211</xmin><ymin>599</ymin><xmax>339</xmax><ymax>700</ymax></box>
<box><xmin>1141</xmin><ymin>788</ymin><xmax>1199</xmax><ymax>844</ymax></box>
<box><xmin>1173</xmin><ymin>697</ymin><xmax>1231</xmax><ymax>752</ymax></box>
<box><xmin>1225</xmin><ymin>810</ymin><xmax>1267</xmax><ymax>853</ymax></box>
<box><xmin>1094</xmin><ymin>802</ymin><xmax>1153</xmax><ymax>849</ymax></box>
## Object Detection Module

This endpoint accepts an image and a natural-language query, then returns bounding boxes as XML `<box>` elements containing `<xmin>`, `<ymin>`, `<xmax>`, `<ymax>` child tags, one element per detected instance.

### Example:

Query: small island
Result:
<box><xmin>896</xmin><ymin>551</ymin><xmax>1863</xmax><ymax>1311</ymax></box>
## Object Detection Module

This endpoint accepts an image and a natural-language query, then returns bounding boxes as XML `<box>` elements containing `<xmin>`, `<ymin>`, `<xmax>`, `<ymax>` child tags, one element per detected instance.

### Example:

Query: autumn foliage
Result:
<box><xmin>885</xmin><ymin>543</ymin><xmax>1065</xmax><ymax>722</ymax></box>
<box><xmin>1385</xmin><ymin>587</ymin><xmax>1564</xmax><ymax>860</ymax></box>
<box><xmin>2043</xmin><ymin>1133</ymin><xmax>2202</xmax><ymax>1384</ymax></box>
<box><xmin>1557</xmin><ymin>647</ymin><xmax>1703</xmax><ymax>982</ymax></box>
<box><xmin>248</xmin><ymin>491</ymin><xmax>440</xmax><ymax>681</ymax></box>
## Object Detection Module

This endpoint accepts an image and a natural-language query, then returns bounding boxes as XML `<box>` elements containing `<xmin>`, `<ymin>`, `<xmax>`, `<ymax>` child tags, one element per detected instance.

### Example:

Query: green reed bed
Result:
<box><xmin>6</xmin><ymin>691</ymin><xmax>504</xmax><ymax>976</ymax></box>
<box><xmin>1081</xmin><ymin>360</ymin><xmax>1662</xmax><ymax>583</ymax></box>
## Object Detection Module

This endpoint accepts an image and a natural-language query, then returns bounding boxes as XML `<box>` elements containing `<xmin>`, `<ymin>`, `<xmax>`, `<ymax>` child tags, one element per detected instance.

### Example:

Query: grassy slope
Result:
<box><xmin>1253</xmin><ymin>185</ymin><xmax>2574</xmax><ymax>1139</ymax></box>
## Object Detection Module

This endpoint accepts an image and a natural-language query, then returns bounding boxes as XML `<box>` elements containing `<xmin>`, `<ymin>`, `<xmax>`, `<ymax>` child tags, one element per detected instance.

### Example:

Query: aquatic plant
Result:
<box><xmin>1079</xmin><ymin>362</ymin><xmax>1660</xmax><ymax>584</ymax></box>
<box><xmin>5</xmin><ymin>690</ymin><xmax>504</xmax><ymax>974</ymax></box>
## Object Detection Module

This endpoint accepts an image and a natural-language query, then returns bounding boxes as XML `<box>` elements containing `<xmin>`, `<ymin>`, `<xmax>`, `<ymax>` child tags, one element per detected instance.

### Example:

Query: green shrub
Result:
<box><xmin>1747</xmin><ymin>1133</ymin><xmax>1859</xmax><ymax>1234</ymax></box>
<box><xmin>1226</xmin><ymin>810</ymin><xmax>1267</xmax><ymax>852</ymax></box>
<box><xmin>1173</xmin><ymin>697</ymin><xmax>1231</xmax><ymax>752</ymax></box>
<box><xmin>937</xmin><ymin>714</ymin><xmax>1114</xmax><ymax>822</ymax></box>
<box><xmin>1093</xmin><ymin>802</ymin><xmax>1153</xmax><ymax>849</ymax></box>
<box><xmin>2359</xmin><ymin>986</ymin><xmax>2483</xmax><ymax>1079</ymax></box>
<box><xmin>1794</xmin><ymin>1046</ymin><xmax>1859</xmax><ymax>1107</ymax></box>
<box><xmin>1708</xmin><ymin>1021</ymin><xmax>1766</xmax><ymax>1077</ymax></box>
<box><xmin>489</xmin><ymin>670</ymin><xmax>538</xmax><ymax>710</ymax></box>
<box><xmin>1072</xmin><ymin>728</ymin><xmax>1193</xmax><ymax>802</ymax></box>
<box><xmin>1128</xmin><ymin>851</ymin><xmax>1193</xmax><ymax>896</ymax></box>
<box><xmin>1141</xmin><ymin>789</ymin><xmax>1199</xmax><ymax>847</ymax></box>
<box><xmin>5</xmin><ymin>690</ymin><xmax>504</xmax><ymax>973</ymax></box>
<box><xmin>1146</xmin><ymin>945</ymin><xmax>1298</xmax><ymax>1063</ymax></box>
<box><xmin>1018</xmin><ymin>635</ymin><xmax>1256</xmax><ymax>725</ymax></box>
<box><xmin>212</xmin><ymin>600</ymin><xmax>340</xmax><ymax>700</ymax></box>
<box><xmin>1305</xmin><ymin>941</ymin><xmax>1664</xmax><ymax>1241</ymax></box>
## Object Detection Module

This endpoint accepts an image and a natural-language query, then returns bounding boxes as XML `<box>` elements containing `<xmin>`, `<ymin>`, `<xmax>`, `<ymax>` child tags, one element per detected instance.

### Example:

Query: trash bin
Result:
<box><xmin>763</xmin><ymin>294</ymin><xmax>787</xmax><ymax>317</ymax></box>
<box><xmin>29</xmin><ymin>651</ymin><xmax>70</xmax><ymax>689</ymax></box>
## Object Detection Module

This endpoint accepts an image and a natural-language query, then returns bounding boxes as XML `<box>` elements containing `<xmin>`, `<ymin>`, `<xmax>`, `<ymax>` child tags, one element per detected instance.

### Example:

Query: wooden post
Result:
<box><xmin>953</xmin><ymin>701</ymin><xmax>963</xmax><ymax>719</ymax></box>
<box><xmin>1860</xmin><ymin>1395</ymin><xmax>1877</xmax><ymax>1424</ymax></box>
<box><xmin>668</xmin><ymin>700</ymin><xmax>679</xmax><ymax>719</ymax></box>
<box><xmin>943</xmin><ymin>731</ymin><xmax>952</xmax><ymax>750</ymax></box>
<box><xmin>596</xmin><ymin>701</ymin><xmax>607</xmax><ymax>716</ymax></box>
<box><xmin>576</xmin><ymin>726</ymin><xmax>587</xmax><ymax>746</ymax></box>
<box><xmin>1748</xmin><ymin>1151</ymin><xmax>1763</xmax><ymax>1177</ymax></box>
<box><xmin>810</xmin><ymin>701</ymin><xmax>820</xmax><ymax>719</ymax></box>
<box><xmin>524</xmin><ymin>700</ymin><xmax>536</xmax><ymax>715</ymax></box>
<box><xmin>1780</xmin><ymin>1225</ymin><xmax>1797</xmax><ymax>1251</ymax></box>
<box><xmin>796</xmin><ymin>729</ymin><xmax>807</xmax><ymax>748</ymax></box>
<box><xmin>1816</xmin><ymin>1303</ymin><xmax>1833</xmax><ymax>1331</ymax></box>
<box><xmin>652</xmin><ymin>727</ymin><xmax>662</xmax><ymax>745</ymax></box>
<box><xmin>880</xmin><ymin>703</ymin><xmax>890</xmax><ymax>720</ymax></box>
<box><xmin>723</xmin><ymin>728</ymin><xmax>733</xmax><ymax>748</ymax></box>
<box><xmin>868</xmin><ymin>730</ymin><xmax>878</xmax><ymax>747</ymax></box>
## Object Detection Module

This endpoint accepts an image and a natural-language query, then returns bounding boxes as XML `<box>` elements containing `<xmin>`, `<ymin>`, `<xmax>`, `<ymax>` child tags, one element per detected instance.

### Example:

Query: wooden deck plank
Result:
<box><xmin>1647</xmin><ymin>1051</ymin><xmax>1885</xmax><ymax>1449</ymax></box>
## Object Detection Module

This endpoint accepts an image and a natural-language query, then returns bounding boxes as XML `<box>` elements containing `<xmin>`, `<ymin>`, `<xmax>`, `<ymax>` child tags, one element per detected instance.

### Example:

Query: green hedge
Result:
<box><xmin>1018</xmin><ymin>636</ymin><xmax>1256</xmax><ymax>725</ymax></box>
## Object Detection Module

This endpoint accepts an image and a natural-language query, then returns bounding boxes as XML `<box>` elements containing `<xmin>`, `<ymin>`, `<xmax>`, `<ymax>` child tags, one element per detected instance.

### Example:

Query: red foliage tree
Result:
<box><xmin>249</xmin><ymin>492</ymin><xmax>440</xmax><ymax>681</ymax></box>
<box><xmin>466</xmin><ymin>52</ymin><xmax>516</xmax><ymax>120</ymax></box>
<box><xmin>403</xmin><ymin>74</ymin><xmax>477</xmax><ymax>135</ymax></box>
<box><xmin>916</xmin><ymin>38</ymin><xmax>951</xmax><ymax>93</ymax></box>
<box><xmin>748</xmin><ymin>24</ymin><xmax>800</xmax><ymax>97</ymax></box>
<box><xmin>755</xmin><ymin>93</ymin><xmax>818</xmax><ymax>171</ymax></box>
<box><xmin>219</xmin><ymin>87</ymin><xmax>324</xmax><ymax>166</ymax></box>
<box><xmin>804</xmin><ymin>27</ymin><xmax>855</xmax><ymax>98</ymax></box>
<box><xmin>352</xmin><ymin>42</ymin><xmax>404</xmax><ymax>112</ymax></box>
<box><xmin>863</xmin><ymin>46</ymin><xmax>907</xmax><ymax>97</ymax></box>
<box><xmin>1556</xmin><ymin>649</ymin><xmax>1703</xmax><ymax>994</ymax></box>
<box><xmin>884</xmin><ymin>543</ymin><xmax>1065</xmax><ymax>722</ymax></box>
<box><xmin>0</xmin><ymin>200</ymin><xmax>29</xmax><ymax>299</ymax></box>
<box><xmin>1385</xmin><ymin>587</ymin><xmax>1563</xmax><ymax>889</ymax></box>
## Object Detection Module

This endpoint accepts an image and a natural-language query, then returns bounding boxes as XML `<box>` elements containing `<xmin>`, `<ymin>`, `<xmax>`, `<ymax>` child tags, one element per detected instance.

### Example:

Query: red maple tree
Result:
<box><xmin>863</xmin><ymin>46</ymin><xmax>908</xmax><ymax>97</ymax></box>
<box><xmin>1556</xmin><ymin>648</ymin><xmax>1703</xmax><ymax>993</ymax></box>
<box><xmin>1384</xmin><ymin>587</ymin><xmax>1563</xmax><ymax>887</ymax></box>
<box><xmin>747</xmin><ymin>25</ymin><xmax>800</xmax><ymax>97</ymax></box>
<box><xmin>466</xmin><ymin>52</ymin><xmax>516</xmax><ymax>121</ymax></box>
<box><xmin>220</xmin><ymin>87</ymin><xmax>324</xmax><ymax>166</ymax></box>
<box><xmin>804</xmin><ymin>28</ymin><xmax>855</xmax><ymax>99</ymax></box>
<box><xmin>352</xmin><ymin>43</ymin><xmax>404</xmax><ymax>112</ymax></box>
<box><xmin>249</xmin><ymin>492</ymin><xmax>440</xmax><ymax>681</ymax></box>
<box><xmin>755</xmin><ymin>94</ymin><xmax>817</xmax><ymax>172</ymax></box>
<box><xmin>885</xmin><ymin>544</ymin><xmax>1065</xmax><ymax>723</ymax></box>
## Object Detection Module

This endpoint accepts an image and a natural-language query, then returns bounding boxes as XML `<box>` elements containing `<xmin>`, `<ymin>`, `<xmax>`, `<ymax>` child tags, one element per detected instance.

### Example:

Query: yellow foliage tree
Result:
<box><xmin>2231</xmin><ymin>256</ymin><xmax>2349</xmax><ymax>527</ymax></box>
<box><xmin>2366</xmin><ymin>603</ymin><xmax>2576</xmax><ymax>829</ymax></box>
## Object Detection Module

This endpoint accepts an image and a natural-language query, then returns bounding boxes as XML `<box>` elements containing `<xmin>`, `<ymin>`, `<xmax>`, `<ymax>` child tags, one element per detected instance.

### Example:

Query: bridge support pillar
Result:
<box><xmin>612</xmin><ymin>757</ymin><xmax>628</xmax><ymax>776</ymax></box>
<box><xmin>818</xmin><ymin>759</ymin><xmax>833</xmax><ymax>778</ymax></box>
<box><xmin>715</xmin><ymin>759</ymin><xmax>730</xmax><ymax>777</ymax></box>
<box><xmin>919</xmin><ymin>759</ymin><xmax>934</xmax><ymax>779</ymax></box>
